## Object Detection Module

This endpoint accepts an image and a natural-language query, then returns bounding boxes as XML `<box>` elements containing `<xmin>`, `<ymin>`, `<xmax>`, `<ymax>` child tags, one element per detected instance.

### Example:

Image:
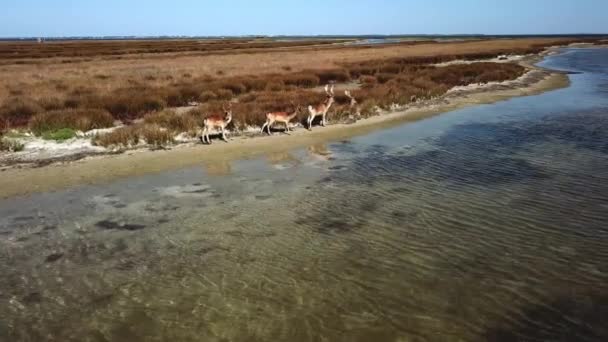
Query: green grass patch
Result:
<box><xmin>42</xmin><ymin>128</ymin><xmax>77</xmax><ymax>142</ymax></box>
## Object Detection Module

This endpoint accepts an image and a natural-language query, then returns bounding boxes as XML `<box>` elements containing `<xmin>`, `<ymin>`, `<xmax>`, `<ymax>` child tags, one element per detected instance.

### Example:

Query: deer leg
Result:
<box><xmin>221</xmin><ymin>126</ymin><xmax>228</xmax><ymax>142</ymax></box>
<box><xmin>206</xmin><ymin>128</ymin><xmax>212</xmax><ymax>144</ymax></box>
<box><xmin>307</xmin><ymin>115</ymin><xmax>313</xmax><ymax>130</ymax></box>
<box><xmin>322</xmin><ymin>113</ymin><xmax>327</xmax><ymax>126</ymax></box>
<box><xmin>261</xmin><ymin>121</ymin><xmax>268</xmax><ymax>134</ymax></box>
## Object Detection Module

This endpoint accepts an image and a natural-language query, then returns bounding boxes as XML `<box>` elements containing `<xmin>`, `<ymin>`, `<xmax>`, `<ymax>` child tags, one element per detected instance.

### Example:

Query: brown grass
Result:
<box><xmin>29</xmin><ymin>108</ymin><xmax>114</xmax><ymax>135</ymax></box>
<box><xmin>92</xmin><ymin>125</ymin><xmax>140</xmax><ymax>148</ymax></box>
<box><xmin>139</xmin><ymin>124</ymin><xmax>174</xmax><ymax>147</ymax></box>
<box><xmin>0</xmin><ymin>37</ymin><xmax>602</xmax><ymax>136</ymax></box>
<box><xmin>0</xmin><ymin>97</ymin><xmax>43</xmax><ymax>127</ymax></box>
<box><xmin>0</xmin><ymin>39</ymin><xmax>351</xmax><ymax>61</ymax></box>
<box><xmin>101</xmin><ymin>87</ymin><xmax>167</xmax><ymax>120</ymax></box>
<box><xmin>143</xmin><ymin>109</ymin><xmax>200</xmax><ymax>135</ymax></box>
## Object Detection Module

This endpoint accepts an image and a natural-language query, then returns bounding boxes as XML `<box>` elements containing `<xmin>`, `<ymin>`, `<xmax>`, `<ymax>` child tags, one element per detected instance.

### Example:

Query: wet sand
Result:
<box><xmin>0</xmin><ymin>68</ymin><xmax>569</xmax><ymax>199</ymax></box>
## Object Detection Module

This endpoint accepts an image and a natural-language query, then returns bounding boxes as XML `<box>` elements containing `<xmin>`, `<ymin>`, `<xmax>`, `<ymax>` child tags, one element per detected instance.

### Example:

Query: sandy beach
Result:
<box><xmin>0</xmin><ymin>61</ymin><xmax>569</xmax><ymax>199</ymax></box>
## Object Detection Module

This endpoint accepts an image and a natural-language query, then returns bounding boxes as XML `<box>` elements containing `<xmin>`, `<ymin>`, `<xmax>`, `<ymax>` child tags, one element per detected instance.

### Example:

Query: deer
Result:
<box><xmin>307</xmin><ymin>84</ymin><xmax>334</xmax><ymax>130</ymax></box>
<box><xmin>261</xmin><ymin>103</ymin><xmax>301</xmax><ymax>135</ymax></box>
<box><xmin>200</xmin><ymin>103</ymin><xmax>232</xmax><ymax>144</ymax></box>
<box><xmin>344</xmin><ymin>90</ymin><xmax>360</xmax><ymax>116</ymax></box>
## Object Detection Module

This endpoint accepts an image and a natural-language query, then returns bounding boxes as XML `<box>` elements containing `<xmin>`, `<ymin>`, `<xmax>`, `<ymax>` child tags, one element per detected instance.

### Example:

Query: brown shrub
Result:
<box><xmin>348</xmin><ymin>65</ymin><xmax>377</xmax><ymax>78</ymax></box>
<box><xmin>0</xmin><ymin>117</ymin><xmax>7</xmax><ymax>132</ymax></box>
<box><xmin>281</xmin><ymin>73</ymin><xmax>320</xmax><ymax>88</ymax></box>
<box><xmin>314</xmin><ymin>69</ymin><xmax>351</xmax><ymax>84</ymax></box>
<box><xmin>0</xmin><ymin>97</ymin><xmax>43</xmax><ymax>127</ymax></box>
<box><xmin>360</xmin><ymin>75</ymin><xmax>378</xmax><ymax>88</ymax></box>
<box><xmin>379</xmin><ymin>63</ymin><xmax>402</xmax><ymax>74</ymax></box>
<box><xmin>54</xmin><ymin>82</ymin><xmax>69</xmax><ymax>91</ymax></box>
<box><xmin>215</xmin><ymin>89</ymin><xmax>233</xmax><ymax>100</ymax></box>
<box><xmin>176</xmin><ymin>84</ymin><xmax>203</xmax><ymax>103</ymax></box>
<box><xmin>220</xmin><ymin>82</ymin><xmax>247</xmax><ymax>95</ymax></box>
<box><xmin>102</xmin><ymin>87</ymin><xmax>167</xmax><ymax>120</ymax></box>
<box><xmin>70</xmin><ymin>86</ymin><xmax>96</xmax><ymax>96</ymax></box>
<box><xmin>94</xmin><ymin>74</ymin><xmax>111</xmax><ymax>80</ymax></box>
<box><xmin>265</xmin><ymin>81</ymin><xmax>285</xmax><ymax>91</ymax></box>
<box><xmin>38</xmin><ymin>97</ymin><xmax>64</xmax><ymax>111</ymax></box>
<box><xmin>8</xmin><ymin>88</ymin><xmax>24</xmax><ymax>96</ymax></box>
<box><xmin>429</xmin><ymin>63</ymin><xmax>525</xmax><ymax>87</ymax></box>
<box><xmin>359</xmin><ymin>100</ymin><xmax>379</xmax><ymax>117</ymax></box>
<box><xmin>242</xmin><ymin>78</ymin><xmax>268</xmax><ymax>91</ymax></box>
<box><xmin>140</xmin><ymin>124</ymin><xmax>174</xmax><ymax>147</ymax></box>
<box><xmin>186</xmin><ymin>106</ymin><xmax>205</xmax><ymax>119</ymax></box>
<box><xmin>92</xmin><ymin>125</ymin><xmax>140</xmax><ymax>148</ymax></box>
<box><xmin>376</xmin><ymin>73</ymin><xmax>396</xmax><ymax>84</ymax></box>
<box><xmin>63</xmin><ymin>96</ymin><xmax>83</xmax><ymax>109</ymax></box>
<box><xmin>164</xmin><ymin>89</ymin><xmax>185</xmax><ymax>107</ymax></box>
<box><xmin>29</xmin><ymin>108</ymin><xmax>115</xmax><ymax>135</ymax></box>
<box><xmin>143</xmin><ymin>110</ymin><xmax>199</xmax><ymax>133</ymax></box>
<box><xmin>330</xmin><ymin>103</ymin><xmax>356</xmax><ymax>122</ymax></box>
<box><xmin>93</xmin><ymin>123</ymin><xmax>173</xmax><ymax>148</ymax></box>
<box><xmin>199</xmin><ymin>90</ymin><xmax>218</xmax><ymax>102</ymax></box>
<box><xmin>62</xmin><ymin>92</ymin><xmax>104</xmax><ymax>110</ymax></box>
<box><xmin>239</xmin><ymin>93</ymin><xmax>257</xmax><ymax>103</ymax></box>
<box><xmin>410</xmin><ymin>77</ymin><xmax>437</xmax><ymax>91</ymax></box>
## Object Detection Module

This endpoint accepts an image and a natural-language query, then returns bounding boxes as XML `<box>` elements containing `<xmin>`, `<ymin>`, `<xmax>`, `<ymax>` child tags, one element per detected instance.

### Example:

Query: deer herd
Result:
<box><xmin>200</xmin><ymin>84</ymin><xmax>357</xmax><ymax>144</ymax></box>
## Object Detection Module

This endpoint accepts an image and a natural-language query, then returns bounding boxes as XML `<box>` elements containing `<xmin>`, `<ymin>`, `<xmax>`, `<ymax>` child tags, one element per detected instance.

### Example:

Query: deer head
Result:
<box><xmin>290</xmin><ymin>100</ymin><xmax>301</xmax><ymax>112</ymax></box>
<box><xmin>324</xmin><ymin>84</ymin><xmax>335</xmax><ymax>106</ymax></box>
<box><xmin>222</xmin><ymin>103</ymin><xmax>233</xmax><ymax>124</ymax></box>
<box><xmin>324</xmin><ymin>84</ymin><xmax>335</xmax><ymax>97</ymax></box>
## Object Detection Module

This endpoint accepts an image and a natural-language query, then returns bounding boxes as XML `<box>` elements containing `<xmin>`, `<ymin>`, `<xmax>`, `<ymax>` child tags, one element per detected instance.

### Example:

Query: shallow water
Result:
<box><xmin>1</xmin><ymin>49</ymin><xmax>608</xmax><ymax>342</ymax></box>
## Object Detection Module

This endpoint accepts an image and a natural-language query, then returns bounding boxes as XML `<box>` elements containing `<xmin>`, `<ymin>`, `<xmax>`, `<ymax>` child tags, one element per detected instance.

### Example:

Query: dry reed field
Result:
<box><xmin>0</xmin><ymin>37</ymin><xmax>601</xmax><ymax>147</ymax></box>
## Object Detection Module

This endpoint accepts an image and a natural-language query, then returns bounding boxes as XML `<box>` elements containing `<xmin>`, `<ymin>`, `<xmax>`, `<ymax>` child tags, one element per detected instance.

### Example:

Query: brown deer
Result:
<box><xmin>201</xmin><ymin>103</ymin><xmax>232</xmax><ymax>144</ymax></box>
<box><xmin>261</xmin><ymin>104</ymin><xmax>301</xmax><ymax>135</ymax></box>
<box><xmin>344</xmin><ymin>90</ymin><xmax>360</xmax><ymax>115</ymax></box>
<box><xmin>307</xmin><ymin>84</ymin><xmax>334</xmax><ymax>130</ymax></box>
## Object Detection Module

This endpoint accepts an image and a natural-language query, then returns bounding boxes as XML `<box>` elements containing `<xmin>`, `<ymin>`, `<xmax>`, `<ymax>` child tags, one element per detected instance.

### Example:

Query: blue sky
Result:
<box><xmin>2</xmin><ymin>0</ymin><xmax>607</xmax><ymax>37</ymax></box>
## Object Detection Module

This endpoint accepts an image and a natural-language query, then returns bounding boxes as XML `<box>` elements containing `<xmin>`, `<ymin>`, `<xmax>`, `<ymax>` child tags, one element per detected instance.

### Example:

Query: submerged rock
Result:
<box><xmin>95</xmin><ymin>220</ymin><xmax>146</xmax><ymax>231</ymax></box>
<box><xmin>45</xmin><ymin>253</ymin><xmax>64</xmax><ymax>263</ymax></box>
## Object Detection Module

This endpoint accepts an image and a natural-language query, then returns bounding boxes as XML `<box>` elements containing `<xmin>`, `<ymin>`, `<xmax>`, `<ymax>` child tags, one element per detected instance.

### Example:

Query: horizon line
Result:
<box><xmin>1</xmin><ymin>33</ymin><xmax>607</xmax><ymax>40</ymax></box>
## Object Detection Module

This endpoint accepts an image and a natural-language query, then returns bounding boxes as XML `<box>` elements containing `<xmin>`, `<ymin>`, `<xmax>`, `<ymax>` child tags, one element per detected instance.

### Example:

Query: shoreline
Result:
<box><xmin>0</xmin><ymin>59</ymin><xmax>570</xmax><ymax>199</ymax></box>
<box><xmin>0</xmin><ymin>44</ymin><xmax>589</xmax><ymax>171</ymax></box>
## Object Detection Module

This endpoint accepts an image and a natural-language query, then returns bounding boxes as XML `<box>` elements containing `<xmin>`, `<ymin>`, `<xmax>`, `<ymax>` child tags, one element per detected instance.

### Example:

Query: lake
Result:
<box><xmin>1</xmin><ymin>48</ymin><xmax>607</xmax><ymax>341</ymax></box>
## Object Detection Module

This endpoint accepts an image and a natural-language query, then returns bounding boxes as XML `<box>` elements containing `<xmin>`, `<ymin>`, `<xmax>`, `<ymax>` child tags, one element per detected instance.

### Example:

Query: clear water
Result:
<box><xmin>1</xmin><ymin>49</ymin><xmax>607</xmax><ymax>342</ymax></box>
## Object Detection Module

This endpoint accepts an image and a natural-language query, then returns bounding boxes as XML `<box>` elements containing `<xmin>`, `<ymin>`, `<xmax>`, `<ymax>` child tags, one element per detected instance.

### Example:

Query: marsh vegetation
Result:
<box><xmin>0</xmin><ymin>37</ymin><xmax>601</xmax><ymax>149</ymax></box>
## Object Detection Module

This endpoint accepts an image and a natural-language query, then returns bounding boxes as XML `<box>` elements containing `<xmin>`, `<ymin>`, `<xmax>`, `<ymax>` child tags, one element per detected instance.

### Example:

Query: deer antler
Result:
<box><xmin>345</xmin><ymin>90</ymin><xmax>358</xmax><ymax>108</ymax></box>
